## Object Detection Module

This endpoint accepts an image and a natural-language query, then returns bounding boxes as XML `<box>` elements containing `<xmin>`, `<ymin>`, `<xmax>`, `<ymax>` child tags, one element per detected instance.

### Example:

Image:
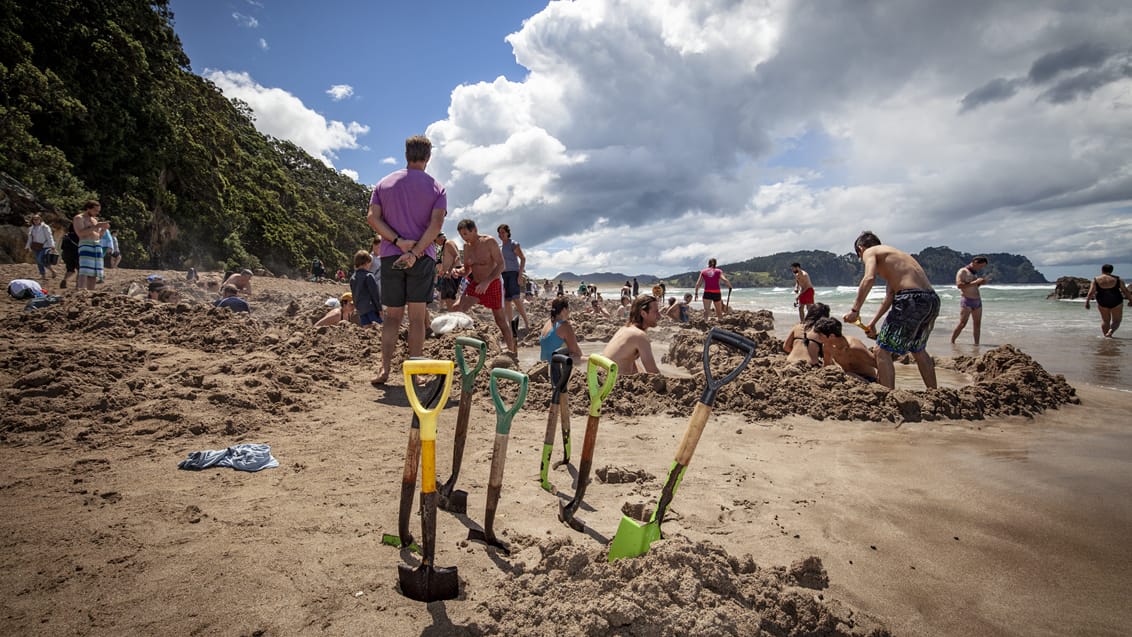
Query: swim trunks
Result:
<box><xmin>1094</xmin><ymin>278</ymin><xmax>1124</xmax><ymax>309</ymax></box>
<box><xmin>77</xmin><ymin>240</ymin><xmax>103</xmax><ymax>279</ymax></box>
<box><xmin>798</xmin><ymin>288</ymin><xmax>815</xmax><ymax>305</ymax></box>
<box><xmin>465</xmin><ymin>275</ymin><xmax>503</xmax><ymax>310</ymax></box>
<box><xmin>502</xmin><ymin>270</ymin><xmax>522</xmax><ymax>301</ymax></box>
<box><xmin>960</xmin><ymin>296</ymin><xmax>982</xmax><ymax>310</ymax></box>
<box><xmin>876</xmin><ymin>288</ymin><xmax>940</xmax><ymax>355</ymax></box>
<box><xmin>703</xmin><ymin>290</ymin><xmax>722</xmax><ymax>302</ymax></box>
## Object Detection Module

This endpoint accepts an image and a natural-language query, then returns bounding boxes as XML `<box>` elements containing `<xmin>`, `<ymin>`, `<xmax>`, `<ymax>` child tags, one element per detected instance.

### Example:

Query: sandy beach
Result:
<box><xmin>2</xmin><ymin>264</ymin><xmax>1129</xmax><ymax>636</ymax></box>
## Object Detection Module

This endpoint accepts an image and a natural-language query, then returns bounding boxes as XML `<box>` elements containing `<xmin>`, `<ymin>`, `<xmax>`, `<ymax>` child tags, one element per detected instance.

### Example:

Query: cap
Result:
<box><xmin>240</xmin><ymin>268</ymin><xmax>253</xmax><ymax>277</ymax></box>
<box><xmin>339</xmin><ymin>292</ymin><xmax>353</xmax><ymax>303</ymax></box>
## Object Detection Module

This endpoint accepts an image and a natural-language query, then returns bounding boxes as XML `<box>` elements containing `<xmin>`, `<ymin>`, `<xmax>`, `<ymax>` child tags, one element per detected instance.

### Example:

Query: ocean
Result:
<box><xmin>595</xmin><ymin>284</ymin><xmax>1130</xmax><ymax>392</ymax></box>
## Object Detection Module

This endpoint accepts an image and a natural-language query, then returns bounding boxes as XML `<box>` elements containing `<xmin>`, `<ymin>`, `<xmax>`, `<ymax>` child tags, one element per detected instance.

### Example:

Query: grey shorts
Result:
<box><xmin>502</xmin><ymin>270</ymin><xmax>522</xmax><ymax>301</ymax></box>
<box><xmin>380</xmin><ymin>255</ymin><xmax>435</xmax><ymax>307</ymax></box>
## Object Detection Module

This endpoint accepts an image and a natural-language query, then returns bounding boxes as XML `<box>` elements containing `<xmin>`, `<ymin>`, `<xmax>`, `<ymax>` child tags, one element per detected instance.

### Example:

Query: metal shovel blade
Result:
<box><xmin>397</xmin><ymin>562</ymin><xmax>459</xmax><ymax>602</ymax></box>
<box><xmin>607</xmin><ymin>514</ymin><xmax>662</xmax><ymax>561</ymax></box>
<box><xmin>437</xmin><ymin>487</ymin><xmax>468</xmax><ymax>515</ymax></box>
<box><xmin>466</xmin><ymin>528</ymin><xmax>510</xmax><ymax>555</ymax></box>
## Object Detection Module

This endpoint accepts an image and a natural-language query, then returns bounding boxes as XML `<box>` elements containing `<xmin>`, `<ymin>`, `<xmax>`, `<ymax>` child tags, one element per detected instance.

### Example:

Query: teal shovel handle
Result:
<box><xmin>490</xmin><ymin>368</ymin><xmax>529</xmax><ymax>435</ymax></box>
<box><xmin>455</xmin><ymin>336</ymin><xmax>487</xmax><ymax>392</ymax></box>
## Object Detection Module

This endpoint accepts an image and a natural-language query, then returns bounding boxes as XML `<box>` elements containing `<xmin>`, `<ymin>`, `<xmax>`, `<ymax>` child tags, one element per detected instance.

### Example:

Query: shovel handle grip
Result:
<box><xmin>586</xmin><ymin>354</ymin><xmax>618</xmax><ymax>417</ymax></box>
<box><xmin>549</xmin><ymin>350</ymin><xmax>573</xmax><ymax>404</ymax></box>
<box><xmin>455</xmin><ymin>337</ymin><xmax>487</xmax><ymax>392</ymax></box>
<box><xmin>404</xmin><ymin>360</ymin><xmax>454</xmax><ymax>442</ymax></box>
<box><xmin>489</xmin><ymin>368</ymin><xmax>529</xmax><ymax>435</ymax></box>
<box><xmin>701</xmin><ymin>328</ymin><xmax>756</xmax><ymax>405</ymax></box>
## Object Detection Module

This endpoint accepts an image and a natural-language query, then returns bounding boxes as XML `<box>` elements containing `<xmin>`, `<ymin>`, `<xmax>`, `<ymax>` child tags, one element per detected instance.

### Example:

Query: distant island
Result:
<box><xmin>551</xmin><ymin>247</ymin><xmax>1048</xmax><ymax>288</ymax></box>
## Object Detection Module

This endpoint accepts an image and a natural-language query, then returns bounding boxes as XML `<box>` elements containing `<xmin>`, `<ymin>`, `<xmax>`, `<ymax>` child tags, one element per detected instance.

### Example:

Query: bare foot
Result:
<box><xmin>370</xmin><ymin>373</ymin><xmax>388</xmax><ymax>386</ymax></box>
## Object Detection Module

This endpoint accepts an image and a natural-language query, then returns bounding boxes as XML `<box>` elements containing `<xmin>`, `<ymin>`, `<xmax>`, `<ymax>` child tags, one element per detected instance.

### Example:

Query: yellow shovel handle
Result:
<box><xmin>403</xmin><ymin>360</ymin><xmax>454</xmax><ymax>442</ymax></box>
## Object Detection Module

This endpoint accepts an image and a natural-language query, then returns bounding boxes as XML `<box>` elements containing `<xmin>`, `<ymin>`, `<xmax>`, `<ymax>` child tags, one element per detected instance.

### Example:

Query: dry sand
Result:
<box><xmin>1</xmin><ymin>264</ymin><xmax>1129</xmax><ymax>636</ymax></box>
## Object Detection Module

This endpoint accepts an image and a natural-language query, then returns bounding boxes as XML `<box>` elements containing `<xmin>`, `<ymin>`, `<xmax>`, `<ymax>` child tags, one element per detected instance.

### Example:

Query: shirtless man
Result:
<box><xmin>222</xmin><ymin>268</ymin><xmax>254</xmax><ymax>295</ymax></box>
<box><xmin>951</xmin><ymin>256</ymin><xmax>989</xmax><ymax>345</ymax></box>
<box><xmin>451</xmin><ymin>219</ymin><xmax>516</xmax><ymax>353</ymax></box>
<box><xmin>434</xmin><ymin>231</ymin><xmax>461</xmax><ymax>311</ymax></box>
<box><xmin>73</xmin><ymin>200</ymin><xmax>110</xmax><ymax>290</ymax></box>
<box><xmin>791</xmin><ymin>262</ymin><xmax>814</xmax><ymax>323</ymax></box>
<box><xmin>843</xmin><ymin>231</ymin><xmax>940</xmax><ymax>389</ymax></box>
<box><xmin>601</xmin><ymin>294</ymin><xmax>661</xmax><ymax>375</ymax></box>
<box><xmin>811</xmin><ymin>317</ymin><xmax>879</xmax><ymax>382</ymax></box>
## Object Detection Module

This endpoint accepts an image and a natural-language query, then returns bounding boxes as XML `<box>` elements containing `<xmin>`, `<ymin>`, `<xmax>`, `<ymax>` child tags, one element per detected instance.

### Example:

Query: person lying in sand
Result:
<box><xmin>222</xmin><ymin>268</ymin><xmax>253</xmax><ymax>295</ymax></box>
<box><xmin>811</xmin><ymin>317</ymin><xmax>879</xmax><ymax>382</ymax></box>
<box><xmin>314</xmin><ymin>293</ymin><xmax>354</xmax><ymax>327</ymax></box>
<box><xmin>601</xmin><ymin>294</ymin><xmax>660</xmax><ymax>375</ymax></box>
<box><xmin>782</xmin><ymin>303</ymin><xmax>829</xmax><ymax>367</ymax></box>
<box><xmin>588</xmin><ymin>298</ymin><xmax>611</xmax><ymax>317</ymax></box>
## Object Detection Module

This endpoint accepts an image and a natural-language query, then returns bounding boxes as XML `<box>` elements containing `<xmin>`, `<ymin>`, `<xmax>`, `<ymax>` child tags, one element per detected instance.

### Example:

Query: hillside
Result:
<box><xmin>658</xmin><ymin>247</ymin><xmax>1048</xmax><ymax>288</ymax></box>
<box><xmin>0</xmin><ymin>0</ymin><xmax>371</xmax><ymax>275</ymax></box>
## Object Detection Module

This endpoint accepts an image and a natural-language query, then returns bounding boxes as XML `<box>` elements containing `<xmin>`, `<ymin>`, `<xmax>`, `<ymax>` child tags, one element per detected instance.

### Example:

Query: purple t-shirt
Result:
<box><xmin>370</xmin><ymin>168</ymin><xmax>446</xmax><ymax>259</ymax></box>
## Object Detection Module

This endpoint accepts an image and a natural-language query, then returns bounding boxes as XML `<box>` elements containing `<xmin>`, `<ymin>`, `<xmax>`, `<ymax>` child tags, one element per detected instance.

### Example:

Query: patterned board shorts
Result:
<box><xmin>876</xmin><ymin>289</ymin><xmax>940</xmax><ymax>355</ymax></box>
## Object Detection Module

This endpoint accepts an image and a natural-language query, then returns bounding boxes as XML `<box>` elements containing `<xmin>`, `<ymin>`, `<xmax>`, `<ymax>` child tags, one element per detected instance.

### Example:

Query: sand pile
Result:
<box><xmin>464</xmin><ymin>534</ymin><xmax>890</xmax><ymax>636</ymax></box>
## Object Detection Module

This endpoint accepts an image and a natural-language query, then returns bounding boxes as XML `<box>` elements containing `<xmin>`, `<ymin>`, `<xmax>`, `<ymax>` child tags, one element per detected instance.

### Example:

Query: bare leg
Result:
<box><xmin>951</xmin><ymin>306</ymin><xmax>970</xmax><ymax>343</ymax></box>
<box><xmin>970</xmin><ymin>306</ymin><xmax>983</xmax><ymax>345</ymax></box>
<box><xmin>702</xmin><ymin>300</ymin><xmax>710</xmax><ymax>318</ymax></box>
<box><xmin>1108</xmin><ymin>305</ymin><xmax>1123</xmax><ymax>337</ymax></box>
<box><xmin>376</xmin><ymin>305</ymin><xmax>405</xmax><ymax>383</ymax></box>
<box><xmin>406</xmin><ymin>302</ymin><xmax>428</xmax><ymax>357</ymax></box>
<box><xmin>1099</xmin><ymin>307</ymin><xmax>1112</xmax><ymax>337</ymax></box>
<box><xmin>513</xmin><ymin>296</ymin><xmax>530</xmax><ymax>329</ymax></box>
<box><xmin>875</xmin><ymin>348</ymin><xmax>895</xmax><ymax>389</ymax></box>
<box><xmin>491</xmin><ymin>308</ymin><xmax>517</xmax><ymax>353</ymax></box>
<box><xmin>714</xmin><ymin>300</ymin><xmax>724</xmax><ymax>319</ymax></box>
<box><xmin>911</xmin><ymin>350</ymin><xmax>938</xmax><ymax>389</ymax></box>
<box><xmin>798</xmin><ymin>303</ymin><xmax>805</xmax><ymax>323</ymax></box>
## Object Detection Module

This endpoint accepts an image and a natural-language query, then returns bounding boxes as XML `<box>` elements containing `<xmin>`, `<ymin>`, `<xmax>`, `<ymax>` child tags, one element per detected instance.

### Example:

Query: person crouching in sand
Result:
<box><xmin>811</xmin><ymin>317</ymin><xmax>879</xmax><ymax>383</ymax></box>
<box><xmin>601</xmin><ymin>294</ymin><xmax>660</xmax><ymax>375</ymax></box>
<box><xmin>843</xmin><ymin>230</ymin><xmax>940</xmax><ymax>389</ymax></box>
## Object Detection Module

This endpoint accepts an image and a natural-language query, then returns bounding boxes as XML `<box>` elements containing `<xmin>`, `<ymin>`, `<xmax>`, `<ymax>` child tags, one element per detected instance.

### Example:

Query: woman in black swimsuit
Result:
<box><xmin>1085</xmin><ymin>264</ymin><xmax>1132</xmax><ymax>337</ymax></box>
<box><xmin>783</xmin><ymin>303</ymin><xmax>830</xmax><ymax>366</ymax></box>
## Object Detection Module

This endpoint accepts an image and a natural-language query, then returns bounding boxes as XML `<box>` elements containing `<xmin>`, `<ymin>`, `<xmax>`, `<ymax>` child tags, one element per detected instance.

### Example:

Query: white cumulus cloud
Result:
<box><xmin>423</xmin><ymin>0</ymin><xmax>1132</xmax><ymax>278</ymax></box>
<box><xmin>258</xmin><ymin>38</ymin><xmax>268</xmax><ymax>51</ymax></box>
<box><xmin>326</xmin><ymin>84</ymin><xmax>354</xmax><ymax>101</ymax></box>
<box><xmin>204</xmin><ymin>70</ymin><xmax>370</xmax><ymax>167</ymax></box>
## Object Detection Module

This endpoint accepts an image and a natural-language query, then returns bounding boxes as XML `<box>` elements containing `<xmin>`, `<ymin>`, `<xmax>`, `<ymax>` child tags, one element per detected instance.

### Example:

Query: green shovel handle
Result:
<box><xmin>586</xmin><ymin>354</ymin><xmax>618</xmax><ymax>418</ymax></box>
<box><xmin>404</xmin><ymin>360</ymin><xmax>454</xmax><ymax>442</ymax></box>
<box><xmin>489</xmin><ymin>368</ymin><xmax>529</xmax><ymax>435</ymax></box>
<box><xmin>455</xmin><ymin>336</ymin><xmax>487</xmax><ymax>392</ymax></box>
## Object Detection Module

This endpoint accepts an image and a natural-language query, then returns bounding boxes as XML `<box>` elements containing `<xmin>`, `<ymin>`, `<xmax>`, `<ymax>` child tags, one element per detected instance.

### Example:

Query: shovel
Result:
<box><xmin>467</xmin><ymin>368</ymin><xmax>530</xmax><ymax>554</ymax></box>
<box><xmin>381</xmin><ymin>367</ymin><xmax>447</xmax><ymax>552</ymax></box>
<box><xmin>558</xmin><ymin>354</ymin><xmax>618</xmax><ymax>532</ymax></box>
<box><xmin>397</xmin><ymin>359</ymin><xmax>457</xmax><ymax>602</ymax></box>
<box><xmin>438</xmin><ymin>336</ymin><xmax>488</xmax><ymax>514</ymax></box>
<box><xmin>539</xmin><ymin>349</ymin><xmax>574</xmax><ymax>492</ymax></box>
<box><xmin>608</xmin><ymin>327</ymin><xmax>756</xmax><ymax>561</ymax></box>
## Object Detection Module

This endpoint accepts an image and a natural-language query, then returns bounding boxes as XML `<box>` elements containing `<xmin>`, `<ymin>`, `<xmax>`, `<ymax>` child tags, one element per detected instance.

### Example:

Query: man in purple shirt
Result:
<box><xmin>366</xmin><ymin>135</ymin><xmax>447</xmax><ymax>385</ymax></box>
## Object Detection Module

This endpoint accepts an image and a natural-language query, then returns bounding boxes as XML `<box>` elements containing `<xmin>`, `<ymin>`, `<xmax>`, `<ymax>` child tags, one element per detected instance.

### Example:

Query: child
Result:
<box><xmin>349</xmin><ymin>250</ymin><xmax>382</xmax><ymax>328</ymax></box>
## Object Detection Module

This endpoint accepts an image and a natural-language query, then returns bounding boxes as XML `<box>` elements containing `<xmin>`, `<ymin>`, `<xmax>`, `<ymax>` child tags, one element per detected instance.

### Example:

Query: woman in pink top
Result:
<box><xmin>694</xmin><ymin>257</ymin><xmax>733</xmax><ymax>319</ymax></box>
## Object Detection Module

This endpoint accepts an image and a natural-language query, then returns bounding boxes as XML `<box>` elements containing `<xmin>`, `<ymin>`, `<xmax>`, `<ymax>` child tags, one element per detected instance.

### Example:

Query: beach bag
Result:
<box><xmin>46</xmin><ymin>248</ymin><xmax>60</xmax><ymax>265</ymax></box>
<box><xmin>30</xmin><ymin>241</ymin><xmax>44</xmax><ymax>252</ymax></box>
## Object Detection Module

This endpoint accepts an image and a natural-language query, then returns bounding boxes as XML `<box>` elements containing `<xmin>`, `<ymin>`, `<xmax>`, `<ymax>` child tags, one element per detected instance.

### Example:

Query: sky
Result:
<box><xmin>168</xmin><ymin>0</ymin><xmax>1132</xmax><ymax>280</ymax></box>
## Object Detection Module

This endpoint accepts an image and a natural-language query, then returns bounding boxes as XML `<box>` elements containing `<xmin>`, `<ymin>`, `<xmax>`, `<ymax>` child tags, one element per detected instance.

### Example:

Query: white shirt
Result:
<box><xmin>26</xmin><ymin>222</ymin><xmax>56</xmax><ymax>249</ymax></box>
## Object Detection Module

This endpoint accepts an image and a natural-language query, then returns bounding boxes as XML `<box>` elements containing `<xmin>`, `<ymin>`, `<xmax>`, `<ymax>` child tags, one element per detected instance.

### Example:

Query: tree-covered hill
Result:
<box><xmin>1</xmin><ymin>0</ymin><xmax>372</xmax><ymax>274</ymax></box>
<box><xmin>660</xmin><ymin>247</ymin><xmax>1048</xmax><ymax>288</ymax></box>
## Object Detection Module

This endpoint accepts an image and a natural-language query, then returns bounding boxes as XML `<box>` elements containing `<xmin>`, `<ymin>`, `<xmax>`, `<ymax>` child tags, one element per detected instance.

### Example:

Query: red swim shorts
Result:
<box><xmin>798</xmin><ymin>287</ymin><xmax>815</xmax><ymax>305</ymax></box>
<box><xmin>465</xmin><ymin>276</ymin><xmax>503</xmax><ymax>310</ymax></box>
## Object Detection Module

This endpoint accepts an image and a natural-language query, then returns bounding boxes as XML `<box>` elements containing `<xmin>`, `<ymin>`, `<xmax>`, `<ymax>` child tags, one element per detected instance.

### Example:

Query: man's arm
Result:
<box><xmin>411</xmin><ymin>207</ymin><xmax>446</xmax><ymax>258</ymax></box>
<box><xmin>514</xmin><ymin>243</ymin><xmax>525</xmax><ymax>272</ymax></box>
<box><xmin>844</xmin><ymin>249</ymin><xmax>877</xmax><ymax>321</ymax></box>
<box><xmin>366</xmin><ymin>202</ymin><xmax>418</xmax><ymax>257</ymax></box>
<box><xmin>635</xmin><ymin>333</ymin><xmax>660</xmax><ymax>374</ymax></box>
<box><xmin>869</xmin><ymin>288</ymin><xmax>893</xmax><ymax>331</ymax></box>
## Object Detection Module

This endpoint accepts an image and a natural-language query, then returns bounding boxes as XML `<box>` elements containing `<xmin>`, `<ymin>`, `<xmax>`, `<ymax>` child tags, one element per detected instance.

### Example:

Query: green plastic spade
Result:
<box><xmin>608</xmin><ymin>328</ymin><xmax>755</xmax><ymax>561</ymax></box>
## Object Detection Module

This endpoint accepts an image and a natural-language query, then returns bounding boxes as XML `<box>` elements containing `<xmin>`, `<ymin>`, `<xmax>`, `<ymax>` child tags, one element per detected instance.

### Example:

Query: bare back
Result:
<box><xmin>828</xmin><ymin>335</ymin><xmax>877</xmax><ymax>378</ymax></box>
<box><xmin>601</xmin><ymin>325</ymin><xmax>658</xmax><ymax>375</ymax></box>
<box><xmin>866</xmin><ymin>245</ymin><xmax>933</xmax><ymax>292</ymax></box>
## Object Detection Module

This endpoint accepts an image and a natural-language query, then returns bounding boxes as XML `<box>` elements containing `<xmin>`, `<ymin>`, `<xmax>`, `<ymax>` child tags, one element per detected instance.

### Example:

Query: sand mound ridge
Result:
<box><xmin>465</xmin><ymin>534</ymin><xmax>890</xmax><ymax>636</ymax></box>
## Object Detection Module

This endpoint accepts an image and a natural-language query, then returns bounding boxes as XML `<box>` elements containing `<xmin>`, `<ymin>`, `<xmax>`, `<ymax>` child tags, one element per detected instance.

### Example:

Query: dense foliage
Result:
<box><xmin>0</xmin><ymin>0</ymin><xmax>372</xmax><ymax>274</ymax></box>
<box><xmin>661</xmin><ymin>246</ymin><xmax>1048</xmax><ymax>287</ymax></box>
